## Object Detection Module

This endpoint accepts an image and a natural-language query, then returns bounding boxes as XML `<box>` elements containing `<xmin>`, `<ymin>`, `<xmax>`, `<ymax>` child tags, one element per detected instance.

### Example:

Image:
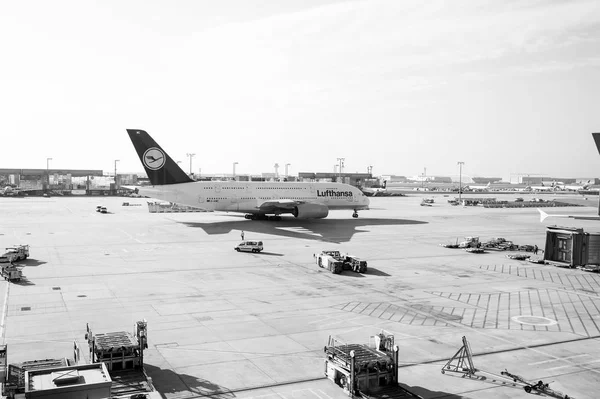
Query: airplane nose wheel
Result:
<box><xmin>352</xmin><ymin>211</ymin><xmax>358</xmax><ymax>218</ymax></box>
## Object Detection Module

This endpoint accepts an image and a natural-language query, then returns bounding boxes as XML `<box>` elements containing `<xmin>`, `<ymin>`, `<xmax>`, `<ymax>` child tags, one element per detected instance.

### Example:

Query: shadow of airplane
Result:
<box><xmin>180</xmin><ymin>217</ymin><xmax>427</xmax><ymax>243</ymax></box>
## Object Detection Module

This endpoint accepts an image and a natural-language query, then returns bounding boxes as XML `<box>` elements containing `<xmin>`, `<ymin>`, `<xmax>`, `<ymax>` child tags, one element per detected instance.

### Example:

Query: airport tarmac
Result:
<box><xmin>1</xmin><ymin>193</ymin><xmax>599</xmax><ymax>399</ymax></box>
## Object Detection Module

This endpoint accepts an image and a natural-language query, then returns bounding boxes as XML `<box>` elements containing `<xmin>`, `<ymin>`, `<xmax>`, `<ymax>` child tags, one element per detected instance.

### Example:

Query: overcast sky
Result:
<box><xmin>1</xmin><ymin>0</ymin><xmax>599</xmax><ymax>180</ymax></box>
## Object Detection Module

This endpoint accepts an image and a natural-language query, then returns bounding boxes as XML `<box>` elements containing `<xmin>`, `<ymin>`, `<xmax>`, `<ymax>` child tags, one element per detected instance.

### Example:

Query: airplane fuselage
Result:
<box><xmin>138</xmin><ymin>181</ymin><xmax>369</xmax><ymax>215</ymax></box>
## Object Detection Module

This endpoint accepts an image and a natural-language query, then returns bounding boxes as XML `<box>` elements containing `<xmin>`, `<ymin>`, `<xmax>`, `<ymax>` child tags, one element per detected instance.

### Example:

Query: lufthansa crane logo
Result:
<box><xmin>143</xmin><ymin>147</ymin><xmax>165</xmax><ymax>171</ymax></box>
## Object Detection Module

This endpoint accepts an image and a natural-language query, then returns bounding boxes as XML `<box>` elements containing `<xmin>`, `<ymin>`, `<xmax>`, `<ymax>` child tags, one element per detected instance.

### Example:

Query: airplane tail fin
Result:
<box><xmin>126</xmin><ymin>129</ymin><xmax>194</xmax><ymax>185</ymax></box>
<box><xmin>593</xmin><ymin>133</ymin><xmax>600</xmax><ymax>155</ymax></box>
<box><xmin>538</xmin><ymin>208</ymin><xmax>549</xmax><ymax>223</ymax></box>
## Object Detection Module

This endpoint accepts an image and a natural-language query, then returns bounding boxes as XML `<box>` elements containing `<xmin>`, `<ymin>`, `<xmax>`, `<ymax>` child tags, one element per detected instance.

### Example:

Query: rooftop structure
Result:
<box><xmin>25</xmin><ymin>362</ymin><xmax>111</xmax><ymax>399</ymax></box>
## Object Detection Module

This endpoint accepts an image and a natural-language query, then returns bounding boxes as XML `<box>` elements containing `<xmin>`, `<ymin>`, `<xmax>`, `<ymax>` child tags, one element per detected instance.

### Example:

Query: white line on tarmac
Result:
<box><xmin>117</xmin><ymin>228</ymin><xmax>145</xmax><ymax>244</ymax></box>
<box><xmin>529</xmin><ymin>354</ymin><xmax>590</xmax><ymax>366</ymax></box>
<box><xmin>317</xmin><ymin>389</ymin><xmax>334</xmax><ymax>399</ymax></box>
<box><xmin>547</xmin><ymin>359</ymin><xmax>600</xmax><ymax>371</ymax></box>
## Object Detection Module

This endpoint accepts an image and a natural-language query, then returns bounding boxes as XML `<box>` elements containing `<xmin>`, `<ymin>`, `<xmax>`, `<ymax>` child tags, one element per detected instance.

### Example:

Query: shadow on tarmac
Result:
<box><xmin>257</xmin><ymin>251</ymin><xmax>284</xmax><ymax>256</ymax></box>
<box><xmin>18</xmin><ymin>258</ymin><xmax>46</xmax><ymax>267</ymax></box>
<box><xmin>338</xmin><ymin>271</ymin><xmax>366</xmax><ymax>278</ymax></box>
<box><xmin>145</xmin><ymin>363</ymin><xmax>234</xmax><ymax>399</ymax></box>
<box><xmin>13</xmin><ymin>277</ymin><xmax>35</xmax><ymax>286</ymax></box>
<box><xmin>399</xmin><ymin>382</ymin><xmax>465</xmax><ymax>398</ymax></box>
<box><xmin>365</xmin><ymin>267</ymin><xmax>391</xmax><ymax>276</ymax></box>
<box><xmin>180</xmin><ymin>217</ymin><xmax>427</xmax><ymax>243</ymax></box>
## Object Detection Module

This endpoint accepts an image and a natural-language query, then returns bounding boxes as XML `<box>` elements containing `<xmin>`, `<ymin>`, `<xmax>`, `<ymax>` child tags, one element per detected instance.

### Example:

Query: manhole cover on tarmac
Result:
<box><xmin>511</xmin><ymin>315</ymin><xmax>557</xmax><ymax>326</ymax></box>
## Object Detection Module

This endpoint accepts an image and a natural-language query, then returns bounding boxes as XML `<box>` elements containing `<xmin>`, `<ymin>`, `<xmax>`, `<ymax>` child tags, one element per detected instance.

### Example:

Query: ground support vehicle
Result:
<box><xmin>316</xmin><ymin>251</ymin><xmax>344</xmax><ymax>274</ymax></box>
<box><xmin>459</xmin><ymin>237</ymin><xmax>480</xmax><ymax>248</ymax></box>
<box><xmin>527</xmin><ymin>257</ymin><xmax>545</xmax><ymax>264</ymax></box>
<box><xmin>86</xmin><ymin>319</ymin><xmax>160</xmax><ymax>398</ymax></box>
<box><xmin>324</xmin><ymin>331</ymin><xmax>419</xmax><ymax>398</ymax></box>
<box><xmin>0</xmin><ymin>245</ymin><xmax>29</xmax><ymax>263</ymax></box>
<box><xmin>235</xmin><ymin>241</ymin><xmax>264</xmax><ymax>253</ymax></box>
<box><xmin>481</xmin><ymin>238</ymin><xmax>517</xmax><ymax>251</ymax></box>
<box><xmin>465</xmin><ymin>248</ymin><xmax>485</xmax><ymax>254</ymax></box>
<box><xmin>0</xmin><ymin>264</ymin><xmax>22</xmax><ymax>282</ymax></box>
<box><xmin>517</xmin><ymin>245</ymin><xmax>535</xmax><ymax>252</ymax></box>
<box><xmin>342</xmin><ymin>255</ymin><xmax>368</xmax><ymax>273</ymax></box>
<box><xmin>501</xmin><ymin>369</ymin><xmax>571</xmax><ymax>398</ymax></box>
<box><xmin>440</xmin><ymin>243</ymin><xmax>459</xmax><ymax>248</ymax></box>
<box><xmin>442</xmin><ymin>337</ymin><xmax>572</xmax><ymax>398</ymax></box>
<box><xmin>2</xmin><ymin>353</ymin><xmax>69</xmax><ymax>397</ymax></box>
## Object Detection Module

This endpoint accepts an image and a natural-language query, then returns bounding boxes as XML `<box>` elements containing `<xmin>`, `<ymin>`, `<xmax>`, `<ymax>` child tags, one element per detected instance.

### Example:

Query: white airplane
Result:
<box><xmin>126</xmin><ymin>129</ymin><xmax>370</xmax><ymax>220</ymax></box>
<box><xmin>538</xmin><ymin>208</ymin><xmax>600</xmax><ymax>222</ymax></box>
<box><xmin>528</xmin><ymin>183</ymin><xmax>558</xmax><ymax>192</ymax></box>
<box><xmin>558</xmin><ymin>181</ymin><xmax>592</xmax><ymax>191</ymax></box>
<box><xmin>361</xmin><ymin>180</ymin><xmax>387</xmax><ymax>196</ymax></box>
<box><xmin>537</xmin><ymin>132</ymin><xmax>600</xmax><ymax>221</ymax></box>
<box><xmin>463</xmin><ymin>182</ymin><xmax>491</xmax><ymax>191</ymax></box>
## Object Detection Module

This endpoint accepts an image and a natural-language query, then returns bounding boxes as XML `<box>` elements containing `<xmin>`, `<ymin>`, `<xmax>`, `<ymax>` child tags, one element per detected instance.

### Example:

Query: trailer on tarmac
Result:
<box><xmin>0</xmin><ymin>264</ymin><xmax>22</xmax><ymax>282</ymax></box>
<box><xmin>324</xmin><ymin>331</ymin><xmax>420</xmax><ymax>398</ymax></box>
<box><xmin>86</xmin><ymin>319</ymin><xmax>159</xmax><ymax>398</ymax></box>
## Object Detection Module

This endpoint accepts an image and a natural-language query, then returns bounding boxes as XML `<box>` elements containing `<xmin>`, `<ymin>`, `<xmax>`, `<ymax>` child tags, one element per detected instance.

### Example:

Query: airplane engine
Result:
<box><xmin>292</xmin><ymin>203</ymin><xmax>329</xmax><ymax>219</ymax></box>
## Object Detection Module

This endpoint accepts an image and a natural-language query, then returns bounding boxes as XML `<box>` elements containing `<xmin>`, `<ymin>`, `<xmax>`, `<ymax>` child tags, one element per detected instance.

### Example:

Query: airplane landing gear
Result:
<box><xmin>352</xmin><ymin>210</ymin><xmax>358</xmax><ymax>218</ymax></box>
<box><xmin>245</xmin><ymin>214</ymin><xmax>282</xmax><ymax>221</ymax></box>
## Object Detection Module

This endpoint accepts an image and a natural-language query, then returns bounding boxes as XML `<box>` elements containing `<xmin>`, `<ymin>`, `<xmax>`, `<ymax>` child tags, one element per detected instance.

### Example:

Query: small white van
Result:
<box><xmin>234</xmin><ymin>241</ymin><xmax>263</xmax><ymax>253</ymax></box>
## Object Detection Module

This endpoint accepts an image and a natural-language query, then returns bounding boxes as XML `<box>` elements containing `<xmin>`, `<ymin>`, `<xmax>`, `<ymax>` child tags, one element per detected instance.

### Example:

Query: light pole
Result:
<box><xmin>186</xmin><ymin>153</ymin><xmax>195</xmax><ymax>175</ymax></box>
<box><xmin>457</xmin><ymin>161</ymin><xmax>465</xmax><ymax>202</ymax></box>
<box><xmin>114</xmin><ymin>159</ymin><xmax>119</xmax><ymax>191</ymax></box>
<box><xmin>337</xmin><ymin>157</ymin><xmax>345</xmax><ymax>182</ymax></box>
<box><xmin>233</xmin><ymin>162</ymin><xmax>238</xmax><ymax>178</ymax></box>
<box><xmin>46</xmin><ymin>157</ymin><xmax>52</xmax><ymax>191</ymax></box>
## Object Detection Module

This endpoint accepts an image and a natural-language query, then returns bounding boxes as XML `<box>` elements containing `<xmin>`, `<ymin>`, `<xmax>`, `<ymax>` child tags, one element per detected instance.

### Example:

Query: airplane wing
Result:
<box><xmin>256</xmin><ymin>199</ymin><xmax>307</xmax><ymax>213</ymax></box>
<box><xmin>538</xmin><ymin>208</ymin><xmax>600</xmax><ymax>222</ymax></box>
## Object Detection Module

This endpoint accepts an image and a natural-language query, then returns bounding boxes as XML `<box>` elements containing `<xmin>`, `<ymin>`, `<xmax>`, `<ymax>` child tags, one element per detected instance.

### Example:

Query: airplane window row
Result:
<box><xmin>257</xmin><ymin>187</ymin><xmax>304</xmax><ymax>190</ymax></box>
